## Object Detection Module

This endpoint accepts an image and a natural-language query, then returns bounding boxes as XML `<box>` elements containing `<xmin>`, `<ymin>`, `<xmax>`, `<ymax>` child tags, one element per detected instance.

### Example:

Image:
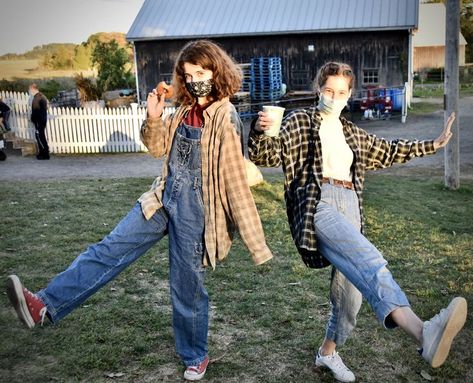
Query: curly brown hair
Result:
<box><xmin>173</xmin><ymin>40</ymin><xmax>242</xmax><ymax>105</ymax></box>
<box><xmin>313</xmin><ymin>62</ymin><xmax>355</xmax><ymax>92</ymax></box>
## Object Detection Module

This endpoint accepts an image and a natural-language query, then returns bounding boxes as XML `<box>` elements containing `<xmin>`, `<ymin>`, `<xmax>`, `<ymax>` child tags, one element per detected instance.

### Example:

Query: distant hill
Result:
<box><xmin>0</xmin><ymin>32</ymin><xmax>131</xmax><ymax>61</ymax></box>
<box><xmin>0</xmin><ymin>43</ymin><xmax>78</xmax><ymax>61</ymax></box>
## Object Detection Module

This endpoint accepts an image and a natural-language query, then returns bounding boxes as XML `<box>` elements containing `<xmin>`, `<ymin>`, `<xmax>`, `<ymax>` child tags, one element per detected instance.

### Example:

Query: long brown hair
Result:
<box><xmin>173</xmin><ymin>40</ymin><xmax>242</xmax><ymax>105</ymax></box>
<box><xmin>313</xmin><ymin>62</ymin><xmax>355</xmax><ymax>92</ymax></box>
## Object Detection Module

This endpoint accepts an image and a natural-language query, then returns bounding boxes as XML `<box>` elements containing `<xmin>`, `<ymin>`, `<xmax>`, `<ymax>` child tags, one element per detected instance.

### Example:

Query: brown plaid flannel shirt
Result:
<box><xmin>248</xmin><ymin>106</ymin><xmax>436</xmax><ymax>268</ymax></box>
<box><xmin>139</xmin><ymin>98</ymin><xmax>273</xmax><ymax>269</ymax></box>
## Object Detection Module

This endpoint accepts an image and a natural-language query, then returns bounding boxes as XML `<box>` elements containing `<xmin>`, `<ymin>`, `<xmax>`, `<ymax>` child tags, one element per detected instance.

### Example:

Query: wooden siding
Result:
<box><xmin>414</xmin><ymin>46</ymin><xmax>466</xmax><ymax>71</ymax></box>
<box><xmin>134</xmin><ymin>30</ymin><xmax>409</xmax><ymax>100</ymax></box>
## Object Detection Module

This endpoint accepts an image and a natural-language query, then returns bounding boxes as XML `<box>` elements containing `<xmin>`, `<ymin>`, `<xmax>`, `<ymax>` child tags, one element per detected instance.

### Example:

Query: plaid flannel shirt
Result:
<box><xmin>139</xmin><ymin>98</ymin><xmax>273</xmax><ymax>269</ymax></box>
<box><xmin>248</xmin><ymin>106</ymin><xmax>436</xmax><ymax>268</ymax></box>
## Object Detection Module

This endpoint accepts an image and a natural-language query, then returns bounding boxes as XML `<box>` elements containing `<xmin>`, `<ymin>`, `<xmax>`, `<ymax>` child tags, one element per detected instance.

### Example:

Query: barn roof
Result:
<box><xmin>413</xmin><ymin>3</ymin><xmax>467</xmax><ymax>47</ymax></box>
<box><xmin>127</xmin><ymin>0</ymin><xmax>418</xmax><ymax>41</ymax></box>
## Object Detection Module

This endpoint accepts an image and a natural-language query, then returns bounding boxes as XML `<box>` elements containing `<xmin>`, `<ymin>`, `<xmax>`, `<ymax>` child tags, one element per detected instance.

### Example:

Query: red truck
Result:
<box><xmin>360</xmin><ymin>86</ymin><xmax>393</xmax><ymax>119</ymax></box>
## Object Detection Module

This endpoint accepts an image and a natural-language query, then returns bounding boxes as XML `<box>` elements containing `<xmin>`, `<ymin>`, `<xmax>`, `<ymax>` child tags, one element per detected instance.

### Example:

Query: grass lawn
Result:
<box><xmin>0</xmin><ymin>174</ymin><xmax>472</xmax><ymax>382</ymax></box>
<box><xmin>413</xmin><ymin>84</ymin><xmax>473</xmax><ymax>98</ymax></box>
<box><xmin>409</xmin><ymin>101</ymin><xmax>443</xmax><ymax>115</ymax></box>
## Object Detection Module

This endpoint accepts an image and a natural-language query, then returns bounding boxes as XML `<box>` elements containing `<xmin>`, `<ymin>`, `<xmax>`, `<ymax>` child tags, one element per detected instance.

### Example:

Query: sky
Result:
<box><xmin>0</xmin><ymin>0</ymin><xmax>145</xmax><ymax>55</ymax></box>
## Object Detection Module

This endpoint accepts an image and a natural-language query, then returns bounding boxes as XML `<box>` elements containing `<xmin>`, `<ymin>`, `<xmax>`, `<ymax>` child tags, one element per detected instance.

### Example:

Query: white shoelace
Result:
<box><xmin>39</xmin><ymin>307</ymin><xmax>47</xmax><ymax>326</ymax></box>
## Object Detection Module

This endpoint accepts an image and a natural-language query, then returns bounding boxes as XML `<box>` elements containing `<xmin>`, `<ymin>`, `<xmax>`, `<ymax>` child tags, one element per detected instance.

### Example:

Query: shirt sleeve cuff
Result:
<box><xmin>424</xmin><ymin>140</ymin><xmax>436</xmax><ymax>154</ymax></box>
<box><xmin>252</xmin><ymin>248</ymin><xmax>273</xmax><ymax>266</ymax></box>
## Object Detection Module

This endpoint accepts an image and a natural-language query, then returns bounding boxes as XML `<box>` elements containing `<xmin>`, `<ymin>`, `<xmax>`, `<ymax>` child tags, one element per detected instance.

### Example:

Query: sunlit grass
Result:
<box><xmin>0</xmin><ymin>175</ymin><xmax>472</xmax><ymax>382</ymax></box>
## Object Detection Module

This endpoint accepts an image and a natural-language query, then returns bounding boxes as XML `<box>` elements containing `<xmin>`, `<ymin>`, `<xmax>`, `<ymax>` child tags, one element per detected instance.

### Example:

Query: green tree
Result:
<box><xmin>54</xmin><ymin>46</ymin><xmax>74</xmax><ymax>69</ymax></box>
<box><xmin>73</xmin><ymin>44</ymin><xmax>92</xmax><ymax>70</ymax></box>
<box><xmin>40</xmin><ymin>45</ymin><xmax>75</xmax><ymax>70</ymax></box>
<box><xmin>91</xmin><ymin>40</ymin><xmax>134</xmax><ymax>93</ymax></box>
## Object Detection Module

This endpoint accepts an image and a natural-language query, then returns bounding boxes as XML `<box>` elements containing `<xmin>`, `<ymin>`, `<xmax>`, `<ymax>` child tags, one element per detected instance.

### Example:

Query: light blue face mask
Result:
<box><xmin>317</xmin><ymin>93</ymin><xmax>347</xmax><ymax>116</ymax></box>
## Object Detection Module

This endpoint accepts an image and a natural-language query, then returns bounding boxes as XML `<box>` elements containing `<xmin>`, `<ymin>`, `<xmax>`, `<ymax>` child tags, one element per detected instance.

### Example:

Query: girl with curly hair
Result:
<box><xmin>7</xmin><ymin>40</ymin><xmax>272</xmax><ymax>381</ymax></box>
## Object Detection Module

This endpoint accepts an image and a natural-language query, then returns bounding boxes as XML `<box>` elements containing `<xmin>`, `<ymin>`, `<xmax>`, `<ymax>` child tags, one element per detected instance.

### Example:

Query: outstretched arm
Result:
<box><xmin>361</xmin><ymin>112</ymin><xmax>456</xmax><ymax>170</ymax></box>
<box><xmin>433</xmin><ymin>112</ymin><xmax>455</xmax><ymax>150</ymax></box>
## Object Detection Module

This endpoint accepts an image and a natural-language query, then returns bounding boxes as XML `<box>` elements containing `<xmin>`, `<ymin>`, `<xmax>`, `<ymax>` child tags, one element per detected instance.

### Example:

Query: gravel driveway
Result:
<box><xmin>1</xmin><ymin>96</ymin><xmax>472</xmax><ymax>181</ymax></box>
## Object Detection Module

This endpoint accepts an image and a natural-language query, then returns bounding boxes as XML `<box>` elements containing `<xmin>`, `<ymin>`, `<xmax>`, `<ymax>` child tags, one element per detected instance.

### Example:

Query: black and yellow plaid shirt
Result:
<box><xmin>248</xmin><ymin>107</ymin><xmax>436</xmax><ymax>268</ymax></box>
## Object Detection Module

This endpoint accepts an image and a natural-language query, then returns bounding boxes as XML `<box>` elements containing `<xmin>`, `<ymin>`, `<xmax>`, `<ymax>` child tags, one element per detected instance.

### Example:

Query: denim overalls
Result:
<box><xmin>37</xmin><ymin>121</ymin><xmax>209</xmax><ymax>368</ymax></box>
<box><xmin>162</xmin><ymin>122</ymin><xmax>208</xmax><ymax>366</ymax></box>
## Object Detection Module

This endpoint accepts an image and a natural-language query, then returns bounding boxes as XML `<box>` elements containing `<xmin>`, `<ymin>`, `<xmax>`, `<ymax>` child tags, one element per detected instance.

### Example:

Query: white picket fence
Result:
<box><xmin>0</xmin><ymin>91</ymin><xmax>175</xmax><ymax>154</ymax></box>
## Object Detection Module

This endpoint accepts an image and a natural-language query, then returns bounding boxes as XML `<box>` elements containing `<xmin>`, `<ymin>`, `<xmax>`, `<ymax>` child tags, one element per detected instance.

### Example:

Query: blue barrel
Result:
<box><xmin>391</xmin><ymin>88</ymin><xmax>403</xmax><ymax>111</ymax></box>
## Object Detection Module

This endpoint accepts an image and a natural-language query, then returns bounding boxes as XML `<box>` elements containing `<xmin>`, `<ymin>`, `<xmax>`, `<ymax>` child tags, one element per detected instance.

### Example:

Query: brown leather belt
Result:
<box><xmin>322</xmin><ymin>177</ymin><xmax>354</xmax><ymax>190</ymax></box>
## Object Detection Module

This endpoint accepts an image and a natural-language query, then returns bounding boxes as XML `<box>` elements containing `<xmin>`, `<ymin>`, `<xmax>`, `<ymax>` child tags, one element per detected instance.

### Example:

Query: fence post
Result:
<box><xmin>401</xmin><ymin>83</ymin><xmax>408</xmax><ymax>123</ymax></box>
<box><xmin>130</xmin><ymin>103</ymin><xmax>140</xmax><ymax>151</ymax></box>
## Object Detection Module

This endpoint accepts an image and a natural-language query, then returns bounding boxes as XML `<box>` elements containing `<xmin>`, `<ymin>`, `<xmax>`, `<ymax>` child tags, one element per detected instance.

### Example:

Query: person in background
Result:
<box><xmin>29</xmin><ymin>83</ymin><xmax>49</xmax><ymax>160</ymax></box>
<box><xmin>6</xmin><ymin>40</ymin><xmax>272</xmax><ymax>382</ymax></box>
<box><xmin>248</xmin><ymin>61</ymin><xmax>467</xmax><ymax>382</ymax></box>
<box><xmin>0</xmin><ymin>96</ymin><xmax>11</xmax><ymax>131</ymax></box>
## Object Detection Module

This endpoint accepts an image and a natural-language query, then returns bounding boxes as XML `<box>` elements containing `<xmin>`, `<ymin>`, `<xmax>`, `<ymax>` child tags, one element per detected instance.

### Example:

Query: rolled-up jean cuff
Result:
<box><xmin>325</xmin><ymin>328</ymin><xmax>350</xmax><ymax>346</ymax></box>
<box><xmin>374</xmin><ymin>299</ymin><xmax>411</xmax><ymax>329</ymax></box>
<box><xmin>184</xmin><ymin>354</ymin><xmax>209</xmax><ymax>368</ymax></box>
<box><xmin>36</xmin><ymin>291</ymin><xmax>59</xmax><ymax>323</ymax></box>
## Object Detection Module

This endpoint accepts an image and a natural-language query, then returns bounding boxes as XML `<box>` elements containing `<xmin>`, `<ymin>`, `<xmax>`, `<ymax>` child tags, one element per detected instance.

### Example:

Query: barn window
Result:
<box><xmin>363</xmin><ymin>69</ymin><xmax>379</xmax><ymax>85</ymax></box>
<box><xmin>290</xmin><ymin>70</ymin><xmax>311</xmax><ymax>90</ymax></box>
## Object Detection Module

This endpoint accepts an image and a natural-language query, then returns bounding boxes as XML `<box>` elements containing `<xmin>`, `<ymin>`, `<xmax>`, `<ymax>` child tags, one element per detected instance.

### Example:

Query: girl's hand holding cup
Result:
<box><xmin>256</xmin><ymin>106</ymin><xmax>285</xmax><ymax>137</ymax></box>
<box><xmin>256</xmin><ymin>111</ymin><xmax>272</xmax><ymax>133</ymax></box>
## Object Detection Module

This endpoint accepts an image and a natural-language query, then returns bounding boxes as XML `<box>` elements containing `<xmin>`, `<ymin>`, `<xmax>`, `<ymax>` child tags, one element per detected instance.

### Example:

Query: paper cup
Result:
<box><xmin>262</xmin><ymin>105</ymin><xmax>285</xmax><ymax>137</ymax></box>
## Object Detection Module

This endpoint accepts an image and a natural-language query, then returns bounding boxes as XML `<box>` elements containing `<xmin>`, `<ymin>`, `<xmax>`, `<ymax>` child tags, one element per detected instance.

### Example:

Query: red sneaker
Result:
<box><xmin>6</xmin><ymin>275</ymin><xmax>47</xmax><ymax>329</ymax></box>
<box><xmin>183</xmin><ymin>356</ymin><xmax>209</xmax><ymax>381</ymax></box>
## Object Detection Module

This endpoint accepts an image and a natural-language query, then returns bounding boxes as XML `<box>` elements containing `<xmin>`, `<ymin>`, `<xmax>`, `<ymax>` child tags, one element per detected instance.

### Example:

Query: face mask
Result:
<box><xmin>185</xmin><ymin>79</ymin><xmax>213</xmax><ymax>98</ymax></box>
<box><xmin>317</xmin><ymin>93</ymin><xmax>347</xmax><ymax>116</ymax></box>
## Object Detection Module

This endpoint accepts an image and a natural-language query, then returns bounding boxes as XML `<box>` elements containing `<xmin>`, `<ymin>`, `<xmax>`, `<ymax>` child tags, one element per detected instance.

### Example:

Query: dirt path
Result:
<box><xmin>1</xmin><ymin>96</ymin><xmax>472</xmax><ymax>181</ymax></box>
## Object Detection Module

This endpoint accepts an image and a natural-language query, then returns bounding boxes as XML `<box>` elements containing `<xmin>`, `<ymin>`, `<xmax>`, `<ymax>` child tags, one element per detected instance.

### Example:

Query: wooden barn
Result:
<box><xmin>127</xmin><ymin>0</ymin><xmax>419</xmax><ymax>102</ymax></box>
<box><xmin>413</xmin><ymin>2</ymin><xmax>467</xmax><ymax>72</ymax></box>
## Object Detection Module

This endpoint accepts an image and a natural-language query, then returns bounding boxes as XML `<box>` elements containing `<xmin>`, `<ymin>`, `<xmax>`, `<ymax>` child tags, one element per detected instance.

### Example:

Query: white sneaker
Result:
<box><xmin>421</xmin><ymin>297</ymin><xmax>467</xmax><ymax>368</ymax></box>
<box><xmin>315</xmin><ymin>348</ymin><xmax>355</xmax><ymax>382</ymax></box>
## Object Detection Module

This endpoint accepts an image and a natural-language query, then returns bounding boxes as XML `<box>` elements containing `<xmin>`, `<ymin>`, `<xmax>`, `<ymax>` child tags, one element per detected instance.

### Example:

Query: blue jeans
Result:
<box><xmin>37</xmin><ymin>202</ymin><xmax>168</xmax><ymax>322</ymax></box>
<box><xmin>315</xmin><ymin>183</ymin><xmax>410</xmax><ymax>344</ymax></box>
<box><xmin>38</xmin><ymin>122</ymin><xmax>208</xmax><ymax>367</ymax></box>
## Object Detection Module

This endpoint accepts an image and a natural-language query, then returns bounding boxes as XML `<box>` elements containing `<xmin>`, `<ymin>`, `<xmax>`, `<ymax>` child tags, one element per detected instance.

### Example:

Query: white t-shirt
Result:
<box><xmin>319</xmin><ymin>116</ymin><xmax>354</xmax><ymax>181</ymax></box>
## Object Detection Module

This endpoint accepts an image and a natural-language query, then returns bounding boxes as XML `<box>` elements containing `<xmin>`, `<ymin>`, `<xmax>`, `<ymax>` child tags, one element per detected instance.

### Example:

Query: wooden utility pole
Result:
<box><xmin>444</xmin><ymin>0</ymin><xmax>460</xmax><ymax>189</ymax></box>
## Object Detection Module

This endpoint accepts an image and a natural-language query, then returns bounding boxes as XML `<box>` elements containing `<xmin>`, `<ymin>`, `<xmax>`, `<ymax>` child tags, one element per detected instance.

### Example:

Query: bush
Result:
<box><xmin>0</xmin><ymin>78</ymin><xmax>76</xmax><ymax>99</ymax></box>
<box><xmin>74</xmin><ymin>73</ymin><xmax>100</xmax><ymax>102</ymax></box>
